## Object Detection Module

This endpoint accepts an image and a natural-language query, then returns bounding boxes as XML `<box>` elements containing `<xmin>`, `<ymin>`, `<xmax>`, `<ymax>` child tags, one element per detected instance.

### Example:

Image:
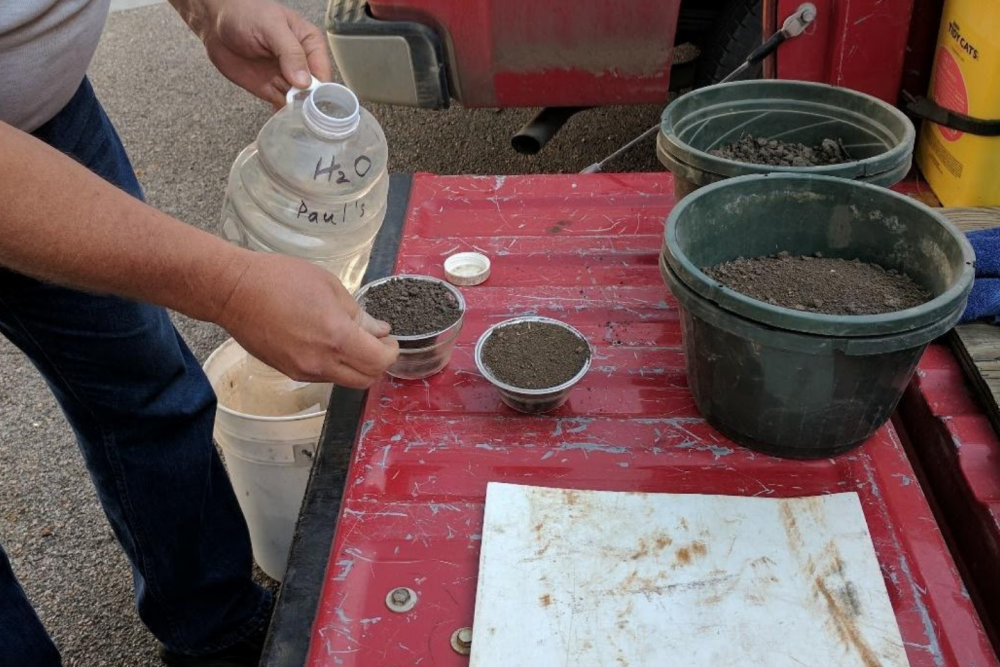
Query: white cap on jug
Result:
<box><xmin>444</xmin><ymin>252</ymin><xmax>491</xmax><ymax>286</ymax></box>
<box><xmin>287</xmin><ymin>77</ymin><xmax>361</xmax><ymax>140</ymax></box>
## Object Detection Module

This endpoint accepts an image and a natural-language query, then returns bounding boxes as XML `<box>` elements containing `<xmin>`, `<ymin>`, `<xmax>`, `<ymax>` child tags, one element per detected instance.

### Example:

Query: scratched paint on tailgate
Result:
<box><xmin>306</xmin><ymin>174</ymin><xmax>996</xmax><ymax>666</ymax></box>
<box><xmin>899</xmin><ymin>342</ymin><xmax>1000</xmax><ymax>646</ymax></box>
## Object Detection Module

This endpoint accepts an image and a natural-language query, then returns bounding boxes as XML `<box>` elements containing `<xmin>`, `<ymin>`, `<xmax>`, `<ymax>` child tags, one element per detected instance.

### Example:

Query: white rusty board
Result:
<box><xmin>471</xmin><ymin>483</ymin><xmax>909</xmax><ymax>667</ymax></box>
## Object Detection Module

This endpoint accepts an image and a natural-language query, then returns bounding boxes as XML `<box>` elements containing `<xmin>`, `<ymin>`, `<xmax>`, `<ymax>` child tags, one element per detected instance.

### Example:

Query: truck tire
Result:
<box><xmin>695</xmin><ymin>0</ymin><xmax>764</xmax><ymax>86</ymax></box>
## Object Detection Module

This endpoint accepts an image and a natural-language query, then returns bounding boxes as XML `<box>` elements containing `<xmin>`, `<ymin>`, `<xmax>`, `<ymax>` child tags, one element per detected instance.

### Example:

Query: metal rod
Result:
<box><xmin>580</xmin><ymin>3</ymin><xmax>817</xmax><ymax>175</ymax></box>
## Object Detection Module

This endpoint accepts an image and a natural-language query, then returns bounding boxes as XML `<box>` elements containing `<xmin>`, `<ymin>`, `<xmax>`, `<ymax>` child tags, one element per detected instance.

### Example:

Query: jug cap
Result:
<box><xmin>444</xmin><ymin>252</ymin><xmax>491</xmax><ymax>286</ymax></box>
<box><xmin>286</xmin><ymin>77</ymin><xmax>362</xmax><ymax>140</ymax></box>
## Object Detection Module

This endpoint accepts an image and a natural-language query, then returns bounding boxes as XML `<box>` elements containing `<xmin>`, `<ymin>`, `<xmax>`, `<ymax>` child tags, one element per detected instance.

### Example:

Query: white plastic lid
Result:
<box><xmin>444</xmin><ymin>252</ymin><xmax>491</xmax><ymax>286</ymax></box>
<box><xmin>287</xmin><ymin>77</ymin><xmax>361</xmax><ymax>140</ymax></box>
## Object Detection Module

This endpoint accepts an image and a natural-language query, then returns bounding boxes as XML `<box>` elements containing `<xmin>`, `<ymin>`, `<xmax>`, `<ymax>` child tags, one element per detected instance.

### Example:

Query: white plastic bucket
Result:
<box><xmin>203</xmin><ymin>339</ymin><xmax>330</xmax><ymax>581</ymax></box>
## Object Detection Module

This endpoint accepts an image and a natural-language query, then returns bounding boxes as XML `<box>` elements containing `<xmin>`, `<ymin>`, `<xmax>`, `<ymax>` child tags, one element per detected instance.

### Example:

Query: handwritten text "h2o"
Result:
<box><xmin>314</xmin><ymin>154</ymin><xmax>374</xmax><ymax>184</ymax></box>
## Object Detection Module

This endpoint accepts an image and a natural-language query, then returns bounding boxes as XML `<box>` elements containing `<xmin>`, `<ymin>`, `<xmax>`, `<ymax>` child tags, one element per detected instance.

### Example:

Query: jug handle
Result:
<box><xmin>285</xmin><ymin>76</ymin><xmax>323</xmax><ymax>106</ymax></box>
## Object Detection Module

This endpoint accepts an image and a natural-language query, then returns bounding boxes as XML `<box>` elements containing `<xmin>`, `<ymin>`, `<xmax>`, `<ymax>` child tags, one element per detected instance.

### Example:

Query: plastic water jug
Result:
<box><xmin>221</xmin><ymin>79</ymin><xmax>389</xmax><ymax>293</ymax></box>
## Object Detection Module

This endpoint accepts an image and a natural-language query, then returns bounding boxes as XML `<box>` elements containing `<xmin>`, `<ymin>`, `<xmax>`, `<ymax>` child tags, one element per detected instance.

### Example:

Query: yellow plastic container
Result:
<box><xmin>915</xmin><ymin>0</ymin><xmax>1000</xmax><ymax>206</ymax></box>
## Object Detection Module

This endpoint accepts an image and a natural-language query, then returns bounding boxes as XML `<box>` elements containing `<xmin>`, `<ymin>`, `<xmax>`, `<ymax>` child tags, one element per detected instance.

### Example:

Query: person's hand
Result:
<box><xmin>171</xmin><ymin>0</ymin><xmax>333</xmax><ymax>108</ymax></box>
<box><xmin>215</xmin><ymin>252</ymin><xmax>399</xmax><ymax>387</ymax></box>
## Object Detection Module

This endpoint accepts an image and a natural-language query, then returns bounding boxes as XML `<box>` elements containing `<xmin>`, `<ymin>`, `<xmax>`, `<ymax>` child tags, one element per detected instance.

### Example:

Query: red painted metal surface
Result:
<box><xmin>371</xmin><ymin>0</ymin><xmax>921</xmax><ymax>107</ymax></box>
<box><xmin>305</xmin><ymin>173</ymin><xmax>995</xmax><ymax>666</ymax></box>
<box><xmin>900</xmin><ymin>0</ymin><xmax>946</xmax><ymax>102</ymax></box>
<box><xmin>899</xmin><ymin>342</ymin><xmax>1000</xmax><ymax>648</ymax></box>
<box><xmin>776</xmin><ymin>0</ymin><xmax>917</xmax><ymax>103</ymax></box>
<box><xmin>370</xmin><ymin>0</ymin><xmax>679</xmax><ymax>107</ymax></box>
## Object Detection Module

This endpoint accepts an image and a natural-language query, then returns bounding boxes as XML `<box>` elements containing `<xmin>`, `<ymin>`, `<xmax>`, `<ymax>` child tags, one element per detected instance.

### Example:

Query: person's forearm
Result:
<box><xmin>167</xmin><ymin>0</ymin><xmax>214</xmax><ymax>38</ymax></box>
<box><xmin>0</xmin><ymin>121</ymin><xmax>249</xmax><ymax>323</ymax></box>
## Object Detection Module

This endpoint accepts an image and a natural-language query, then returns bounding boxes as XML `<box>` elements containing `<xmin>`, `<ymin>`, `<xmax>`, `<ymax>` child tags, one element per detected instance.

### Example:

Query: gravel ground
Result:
<box><xmin>0</xmin><ymin>1</ymin><xmax>663</xmax><ymax>665</ymax></box>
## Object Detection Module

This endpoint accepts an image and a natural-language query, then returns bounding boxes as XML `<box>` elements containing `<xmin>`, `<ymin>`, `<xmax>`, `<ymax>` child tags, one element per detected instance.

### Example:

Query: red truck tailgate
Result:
<box><xmin>280</xmin><ymin>173</ymin><xmax>995</xmax><ymax>666</ymax></box>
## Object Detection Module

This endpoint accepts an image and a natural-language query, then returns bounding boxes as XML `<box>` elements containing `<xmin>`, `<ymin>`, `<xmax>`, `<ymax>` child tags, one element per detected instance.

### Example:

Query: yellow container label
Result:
<box><xmin>915</xmin><ymin>0</ymin><xmax>1000</xmax><ymax>206</ymax></box>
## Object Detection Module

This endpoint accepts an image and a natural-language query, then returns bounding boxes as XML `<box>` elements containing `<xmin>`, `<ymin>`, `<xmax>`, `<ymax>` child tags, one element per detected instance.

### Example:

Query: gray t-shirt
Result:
<box><xmin>0</xmin><ymin>0</ymin><xmax>111</xmax><ymax>132</ymax></box>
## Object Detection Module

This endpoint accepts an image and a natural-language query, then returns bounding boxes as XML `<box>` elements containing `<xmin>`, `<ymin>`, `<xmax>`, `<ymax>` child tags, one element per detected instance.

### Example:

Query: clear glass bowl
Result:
<box><xmin>355</xmin><ymin>275</ymin><xmax>466</xmax><ymax>380</ymax></box>
<box><xmin>475</xmin><ymin>316</ymin><xmax>592</xmax><ymax>414</ymax></box>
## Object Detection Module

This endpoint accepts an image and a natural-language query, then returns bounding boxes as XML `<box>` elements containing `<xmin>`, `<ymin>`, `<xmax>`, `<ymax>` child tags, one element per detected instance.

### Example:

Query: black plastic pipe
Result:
<box><xmin>511</xmin><ymin>107</ymin><xmax>588</xmax><ymax>154</ymax></box>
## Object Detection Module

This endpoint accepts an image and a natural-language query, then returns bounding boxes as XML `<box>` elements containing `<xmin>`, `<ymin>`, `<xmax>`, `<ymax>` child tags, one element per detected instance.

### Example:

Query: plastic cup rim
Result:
<box><xmin>474</xmin><ymin>316</ymin><xmax>592</xmax><ymax>395</ymax></box>
<box><xmin>355</xmin><ymin>274</ymin><xmax>467</xmax><ymax>342</ymax></box>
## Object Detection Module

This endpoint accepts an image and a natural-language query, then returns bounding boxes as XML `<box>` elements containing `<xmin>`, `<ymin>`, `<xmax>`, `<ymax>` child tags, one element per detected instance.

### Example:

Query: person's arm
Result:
<box><xmin>168</xmin><ymin>0</ymin><xmax>333</xmax><ymax>108</ymax></box>
<box><xmin>0</xmin><ymin>121</ymin><xmax>397</xmax><ymax>386</ymax></box>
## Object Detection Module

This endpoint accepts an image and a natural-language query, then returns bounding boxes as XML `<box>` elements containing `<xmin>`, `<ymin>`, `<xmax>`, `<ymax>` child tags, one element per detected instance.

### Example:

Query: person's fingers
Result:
<box><xmin>259</xmin><ymin>80</ymin><xmax>287</xmax><ymax>109</ymax></box>
<box><xmin>357</xmin><ymin>309</ymin><xmax>392</xmax><ymax>338</ymax></box>
<box><xmin>322</xmin><ymin>364</ymin><xmax>379</xmax><ymax>389</ymax></box>
<box><xmin>292</xmin><ymin>16</ymin><xmax>334</xmax><ymax>82</ymax></box>
<box><xmin>263</xmin><ymin>17</ymin><xmax>313</xmax><ymax>88</ymax></box>
<box><xmin>340</xmin><ymin>324</ymin><xmax>400</xmax><ymax>376</ymax></box>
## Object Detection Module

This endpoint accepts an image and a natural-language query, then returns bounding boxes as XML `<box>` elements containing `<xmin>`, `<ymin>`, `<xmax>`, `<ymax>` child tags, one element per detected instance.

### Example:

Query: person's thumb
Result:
<box><xmin>357</xmin><ymin>310</ymin><xmax>392</xmax><ymax>338</ymax></box>
<box><xmin>267</xmin><ymin>20</ymin><xmax>312</xmax><ymax>88</ymax></box>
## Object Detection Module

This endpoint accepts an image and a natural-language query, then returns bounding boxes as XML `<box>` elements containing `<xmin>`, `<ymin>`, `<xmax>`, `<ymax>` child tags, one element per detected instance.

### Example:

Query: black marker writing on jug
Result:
<box><xmin>354</xmin><ymin>155</ymin><xmax>372</xmax><ymax>177</ymax></box>
<box><xmin>296</xmin><ymin>200</ymin><xmax>367</xmax><ymax>225</ymax></box>
<box><xmin>313</xmin><ymin>154</ymin><xmax>347</xmax><ymax>183</ymax></box>
<box><xmin>312</xmin><ymin>153</ymin><xmax>374</xmax><ymax>183</ymax></box>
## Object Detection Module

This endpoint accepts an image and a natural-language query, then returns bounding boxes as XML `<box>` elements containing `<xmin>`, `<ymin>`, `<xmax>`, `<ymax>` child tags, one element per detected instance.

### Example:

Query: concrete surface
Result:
<box><xmin>0</xmin><ymin>1</ymin><xmax>663</xmax><ymax>665</ymax></box>
<box><xmin>109</xmin><ymin>0</ymin><xmax>166</xmax><ymax>12</ymax></box>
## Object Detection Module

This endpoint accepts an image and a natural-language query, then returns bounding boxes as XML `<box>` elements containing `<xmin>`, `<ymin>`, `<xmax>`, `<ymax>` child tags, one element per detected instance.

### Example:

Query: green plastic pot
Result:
<box><xmin>662</xmin><ymin>174</ymin><xmax>973</xmax><ymax>458</ymax></box>
<box><xmin>657</xmin><ymin>80</ymin><xmax>915</xmax><ymax>200</ymax></box>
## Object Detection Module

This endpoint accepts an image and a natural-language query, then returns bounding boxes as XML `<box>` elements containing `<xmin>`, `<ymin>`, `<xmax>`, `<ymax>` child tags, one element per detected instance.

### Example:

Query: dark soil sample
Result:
<box><xmin>482</xmin><ymin>322</ymin><xmax>590</xmax><ymax>389</ymax></box>
<box><xmin>705</xmin><ymin>252</ymin><xmax>931</xmax><ymax>315</ymax></box>
<box><xmin>362</xmin><ymin>278</ymin><xmax>462</xmax><ymax>336</ymax></box>
<box><xmin>710</xmin><ymin>135</ymin><xmax>851</xmax><ymax>167</ymax></box>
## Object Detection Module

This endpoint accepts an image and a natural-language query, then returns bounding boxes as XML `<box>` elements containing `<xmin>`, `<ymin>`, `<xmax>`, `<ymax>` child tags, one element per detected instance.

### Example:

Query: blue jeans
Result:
<box><xmin>0</xmin><ymin>79</ymin><xmax>271</xmax><ymax>665</ymax></box>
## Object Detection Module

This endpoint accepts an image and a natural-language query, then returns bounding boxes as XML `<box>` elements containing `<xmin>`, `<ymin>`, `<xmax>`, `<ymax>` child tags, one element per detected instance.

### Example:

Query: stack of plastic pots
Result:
<box><xmin>661</xmin><ymin>173</ymin><xmax>974</xmax><ymax>459</ymax></box>
<box><xmin>657</xmin><ymin>80</ymin><xmax>916</xmax><ymax>200</ymax></box>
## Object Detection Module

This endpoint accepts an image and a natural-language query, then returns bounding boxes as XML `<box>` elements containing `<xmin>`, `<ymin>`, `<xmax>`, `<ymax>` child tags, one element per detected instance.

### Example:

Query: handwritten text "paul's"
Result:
<box><xmin>296</xmin><ymin>200</ymin><xmax>366</xmax><ymax>225</ymax></box>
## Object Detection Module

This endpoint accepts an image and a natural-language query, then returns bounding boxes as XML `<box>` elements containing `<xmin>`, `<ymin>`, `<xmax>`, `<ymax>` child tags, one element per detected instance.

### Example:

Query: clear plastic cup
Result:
<box><xmin>475</xmin><ymin>316</ymin><xmax>592</xmax><ymax>414</ymax></box>
<box><xmin>355</xmin><ymin>275</ymin><xmax>466</xmax><ymax>380</ymax></box>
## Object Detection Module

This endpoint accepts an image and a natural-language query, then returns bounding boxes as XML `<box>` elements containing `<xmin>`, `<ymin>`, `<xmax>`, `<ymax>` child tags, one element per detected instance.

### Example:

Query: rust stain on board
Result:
<box><xmin>779</xmin><ymin>502</ymin><xmax>805</xmax><ymax>553</ymax></box>
<box><xmin>630</xmin><ymin>533</ymin><xmax>673</xmax><ymax>561</ymax></box>
<box><xmin>830</xmin><ymin>553</ymin><xmax>847</xmax><ymax>578</ymax></box>
<box><xmin>616</xmin><ymin>566</ymin><xmax>740</xmax><ymax>605</ymax></box>
<box><xmin>616</xmin><ymin>599</ymin><xmax>635</xmax><ymax>632</ymax></box>
<box><xmin>838</xmin><ymin>581</ymin><xmax>863</xmax><ymax>617</ymax></box>
<box><xmin>655</xmin><ymin>535</ymin><xmax>673</xmax><ymax>550</ymax></box>
<box><xmin>533</xmin><ymin>520</ymin><xmax>549</xmax><ymax>558</ymax></box>
<box><xmin>673</xmin><ymin>540</ymin><xmax>708</xmax><ymax>568</ymax></box>
<box><xmin>781</xmin><ymin>501</ymin><xmax>878</xmax><ymax>663</ymax></box>
<box><xmin>539</xmin><ymin>593</ymin><xmax>552</xmax><ymax>608</ymax></box>
<box><xmin>815</xmin><ymin>576</ymin><xmax>881</xmax><ymax>667</ymax></box>
<box><xmin>702</xmin><ymin>570</ymin><xmax>743</xmax><ymax>606</ymax></box>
